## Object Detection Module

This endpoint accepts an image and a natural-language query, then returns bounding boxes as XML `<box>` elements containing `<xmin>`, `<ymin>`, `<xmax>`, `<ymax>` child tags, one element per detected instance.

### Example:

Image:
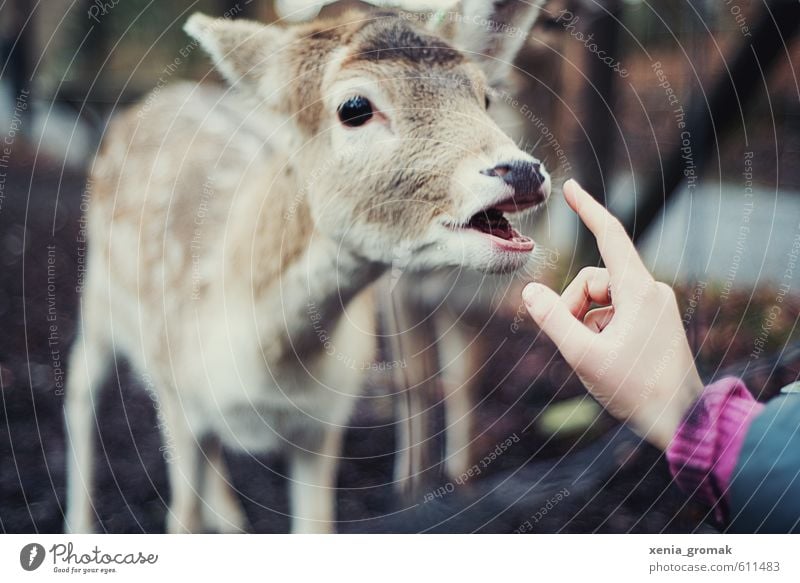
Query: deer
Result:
<box><xmin>64</xmin><ymin>0</ymin><xmax>550</xmax><ymax>534</ymax></box>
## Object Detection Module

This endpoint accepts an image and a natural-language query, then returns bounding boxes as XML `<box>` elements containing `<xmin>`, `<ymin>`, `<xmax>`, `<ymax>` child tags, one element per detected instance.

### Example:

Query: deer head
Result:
<box><xmin>185</xmin><ymin>1</ymin><xmax>550</xmax><ymax>274</ymax></box>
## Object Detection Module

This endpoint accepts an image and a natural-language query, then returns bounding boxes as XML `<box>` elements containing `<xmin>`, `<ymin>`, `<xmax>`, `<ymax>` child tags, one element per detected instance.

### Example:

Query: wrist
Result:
<box><xmin>636</xmin><ymin>376</ymin><xmax>704</xmax><ymax>451</ymax></box>
<box><xmin>636</xmin><ymin>403</ymin><xmax>691</xmax><ymax>451</ymax></box>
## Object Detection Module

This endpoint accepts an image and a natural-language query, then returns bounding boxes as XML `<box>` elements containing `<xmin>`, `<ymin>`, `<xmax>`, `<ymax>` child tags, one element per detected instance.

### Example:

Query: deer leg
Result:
<box><xmin>63</xmin><ymin>321</ymin><xmax>110</xmax><ymax>533</ymax></box>
<box><xmin>436</xmin><ymin>314</ymin><xmax>483</xmax><ymax>479</ymax></box>
<box><xmin>383</xmin><ymin>277</ymin><xmax>445</xmax><ymax>497</ymax></box>
<box><xmin>158</xmin><ymin>393</ymin><xmax>204</xmax><ymax>534</ymax></box>
<box><xmin>199</xmin><ymin>437</ymin><xmax>247</xmax><ymax>533</ymax></box>
<box><xmin>287</xmin><ymin>425</ymin><xmax>343</xmax><ymax>534</ymax></box>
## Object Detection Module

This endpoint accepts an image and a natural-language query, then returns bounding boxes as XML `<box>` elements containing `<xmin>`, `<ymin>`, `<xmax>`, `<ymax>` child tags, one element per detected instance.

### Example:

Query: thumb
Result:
<box><xmin>523</xmin><ymin>283</ymin><xmax>596</xmax><ymax>365</ymax></box>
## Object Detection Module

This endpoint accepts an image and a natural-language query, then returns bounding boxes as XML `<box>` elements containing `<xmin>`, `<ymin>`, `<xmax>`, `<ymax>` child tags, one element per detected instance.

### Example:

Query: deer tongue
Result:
<box><xmin>467</xmin><ymin>208</ymin><xmax>516</xmax><ymax>241</ymax></box>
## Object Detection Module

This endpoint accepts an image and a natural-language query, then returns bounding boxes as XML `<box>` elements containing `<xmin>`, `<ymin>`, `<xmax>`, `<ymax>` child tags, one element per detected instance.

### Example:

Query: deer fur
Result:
<box><xmin>64</xmin><ymin>0</ymin><xmax>549</xmax><ymax>534</ymax></box>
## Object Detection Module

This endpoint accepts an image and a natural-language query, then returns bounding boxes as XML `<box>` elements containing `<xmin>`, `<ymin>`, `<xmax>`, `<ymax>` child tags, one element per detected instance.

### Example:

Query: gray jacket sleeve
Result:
<box><xmin>728</xmin><ymin>395</ymin><xmax>800</xmax><ymax>533</ymax></box>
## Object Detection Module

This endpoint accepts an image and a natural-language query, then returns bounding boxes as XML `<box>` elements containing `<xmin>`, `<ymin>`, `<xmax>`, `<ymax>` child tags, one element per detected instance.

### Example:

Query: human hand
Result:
<box><xmin>523</xmin><ymin>180</ymin><xmax>703</xmax><ymax>450</ymax></box>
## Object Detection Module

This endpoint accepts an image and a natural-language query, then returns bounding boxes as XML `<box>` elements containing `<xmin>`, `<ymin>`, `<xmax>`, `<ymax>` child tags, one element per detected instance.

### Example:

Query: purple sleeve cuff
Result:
<box><xmin>665</xmin><ymin>377</ymin><xmax>764</xmax><ymax>522</ymax></box>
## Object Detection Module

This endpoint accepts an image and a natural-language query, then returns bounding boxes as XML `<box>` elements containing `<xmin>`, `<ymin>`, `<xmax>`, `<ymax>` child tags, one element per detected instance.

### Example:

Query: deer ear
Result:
<box><xmin>184</xmin><ymin>13</ymin><xmax>293</xmax><ymax>105</ymax></box>
<box><xmin>449</xmin><ymin>0</ymin><xmax>545</xmax><ymax>87</ymax></box>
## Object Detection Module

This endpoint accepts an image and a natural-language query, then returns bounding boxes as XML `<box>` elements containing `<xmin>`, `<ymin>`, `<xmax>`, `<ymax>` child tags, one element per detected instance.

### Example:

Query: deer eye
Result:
<box><xmin>484</xmin><ymin>94</ymin><xmax>491</xmax><ymax>110</ymax></box>
<box><xmin>337</xmin><ymin>96</ymin><xmax>374</xmax><ymax>127</ymax></box>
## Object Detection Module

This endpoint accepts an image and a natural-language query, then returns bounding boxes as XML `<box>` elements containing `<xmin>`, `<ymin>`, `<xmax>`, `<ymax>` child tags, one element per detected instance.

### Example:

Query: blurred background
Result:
<box><xmin>1</xmin><ymin>0</ymin><xmax>798</xmax><ymax>533</ymax></box>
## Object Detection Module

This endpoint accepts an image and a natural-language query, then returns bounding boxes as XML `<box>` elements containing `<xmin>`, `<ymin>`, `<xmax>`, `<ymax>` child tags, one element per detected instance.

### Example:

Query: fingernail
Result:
<box><xmin>522</xmin><ymin>283</ymin><xmax>541</xmax><ymax>306</ymax></box>
<box><xmin>562</xmin><ymin>179</ymin><xmax>577</xmax><ymax>198</ymax></box>
<box><xmin>565</xmin><ymin>178</ymin><xmax>583</xmax><ymax>191</ymax></box>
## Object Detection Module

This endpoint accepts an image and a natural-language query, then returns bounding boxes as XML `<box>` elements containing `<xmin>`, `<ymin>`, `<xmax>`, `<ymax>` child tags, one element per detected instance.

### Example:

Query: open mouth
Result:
<box><xmin>458</xmin><ymin>201</ymin><xmax>536</xmax><ymax>253</ymax></box>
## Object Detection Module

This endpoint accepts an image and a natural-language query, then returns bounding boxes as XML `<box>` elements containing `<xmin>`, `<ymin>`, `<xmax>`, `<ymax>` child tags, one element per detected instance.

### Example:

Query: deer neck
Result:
<box><xmin>233</xmin><ymin>159</ymin><xmax>385</xmax><ymax>361</ymax></box>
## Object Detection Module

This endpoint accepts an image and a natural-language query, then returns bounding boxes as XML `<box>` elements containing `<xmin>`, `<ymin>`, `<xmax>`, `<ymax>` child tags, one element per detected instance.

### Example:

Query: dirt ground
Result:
<box><xmin>1</xmin><ymin>146</ymin><xmax>797</xmax><ymax>534</ymax></box>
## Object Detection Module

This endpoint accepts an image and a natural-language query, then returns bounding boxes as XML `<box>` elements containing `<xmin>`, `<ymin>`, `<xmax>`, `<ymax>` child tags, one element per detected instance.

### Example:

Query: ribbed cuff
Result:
<box><xmin>666</xmin><ymin>377</ymin><xmax>764</xmax><ymax>523</ymax></box>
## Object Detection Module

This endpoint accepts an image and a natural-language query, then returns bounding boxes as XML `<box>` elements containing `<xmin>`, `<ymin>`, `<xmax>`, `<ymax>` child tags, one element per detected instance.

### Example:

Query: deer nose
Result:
<box><xmin>482</xmin><ymin>160</ymin><xmax>545</xmax><ymax>201</ymax></box>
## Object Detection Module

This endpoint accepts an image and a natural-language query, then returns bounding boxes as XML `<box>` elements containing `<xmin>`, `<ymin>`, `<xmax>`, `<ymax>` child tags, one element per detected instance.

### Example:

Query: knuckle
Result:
<box><xmin>606</xmin><ymin>216</ymin><xmax>626</xmax><ymax>237</ymax></box>
<box><xmin>532</xmin><ymin>299</ymin><xmax>560</xmax><ymax>327</ymax></box>
<box><xmin>533</xmin><ymin>302</ymin><xmax>555</xmax><ymax>325</ymax></box>
<box><xmin>579</xmin><ymin>267</ymin><xmax>606</xmax><ymax>289</ymax></box>
<box><xmin>654</xmin><ymin>281</ymin><xmax>675</xmax><ymax>299</ymax></box>
<box><xmin>589</xmin><ymin>268</ymin><xmax>609</xmax><ymax>286</ymax></box>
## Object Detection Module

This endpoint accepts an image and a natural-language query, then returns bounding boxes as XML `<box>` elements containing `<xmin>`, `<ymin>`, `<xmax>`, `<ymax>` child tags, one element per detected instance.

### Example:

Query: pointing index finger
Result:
<box><xmin>563</xmin><ymin>179</ymin><xmax>652</xmax><ymax>290</ymax></box>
